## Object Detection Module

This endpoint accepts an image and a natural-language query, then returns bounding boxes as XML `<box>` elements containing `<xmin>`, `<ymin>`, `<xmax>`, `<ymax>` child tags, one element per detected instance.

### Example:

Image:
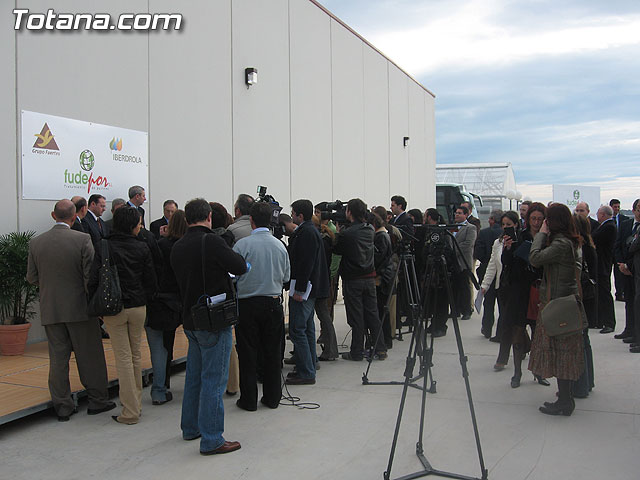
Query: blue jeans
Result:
<box><xmin>145</xmin><ymin>326</ymin><xmax>168</xmax><ymax>402</ymax></box>
<box><xmin>181</xmin><ymin>328</ymin><xmax>232</xmax><ymax>452</ymax></box>
<box><xmin>288</xmin><ymin>297</ymin><xmax>316</xmax><ymax>379</ymax></box>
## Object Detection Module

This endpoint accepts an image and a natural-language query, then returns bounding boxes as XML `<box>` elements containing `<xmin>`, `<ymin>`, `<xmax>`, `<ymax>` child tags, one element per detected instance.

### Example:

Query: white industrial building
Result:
<box><xmin>1</xmin><ymin>0</ymin><xmax>436</xmax><ymax>342</ymax></box>
<box><xmin>1</xmin><ymin>0</ymin><xmax>436</xmax><ymax>238</ymax></box>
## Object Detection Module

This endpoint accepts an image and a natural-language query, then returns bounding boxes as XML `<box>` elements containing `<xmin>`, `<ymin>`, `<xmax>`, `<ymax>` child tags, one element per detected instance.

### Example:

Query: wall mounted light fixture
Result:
<box><xmin>245</xmin><ymin>67</ymin><xmax>258</xmax><ymax>87</ymax></box>
<box><xmin>403</xmin><ymin>136</ymin><xmax>410</xmax><ymax>147</ymax></box>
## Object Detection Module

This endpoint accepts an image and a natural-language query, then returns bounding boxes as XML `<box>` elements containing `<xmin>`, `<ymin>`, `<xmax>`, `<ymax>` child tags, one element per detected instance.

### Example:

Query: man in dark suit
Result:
<box><xmin>26</xmin><ymin>199</ymin><xmax>115</xmax><ymax>421</ymax></box>
<box><xmin>82</xmin><ymin>194</ymin><xmax>109</xmax><ymax>248</ymax></box>
<box><xmin>127</xmin><ymin>185</ymin><xmax>146</xmax><ymax>227</ymax></box>
<box><xmin>616</xmin><ymin>200</ymin><xmax>639</xmax><ymax>343</ymax></box>
<box><xmin>390</xmin><ymin>195</ymin><xmax>414</xmax><ymax>238</ymax></box>
<box><xmin>150</xmin><ymin>199</ymin><xmax>178</xmax><ymax>239</ymax></box>
<box><xmin>611</xmin><ymin>198</ymin><xmax>628</xmax><ymax>301</ymax></box>
<box><xmin>593</xmin><ymin>205</ymin><xmax>617</xmax><ymax>333</ymax></box>
<box><xmin>70</xmin><ymin>196</ymin><xmax>88</xmax><ymax>232</ymax></box>
<box><xmin>474</xmin><ymin>209</ymin><xmax>503</xmax><ymax>338</ymax></box>
<box><xmin>575</xmin><ymin>202</ymin><xmax>600</xmax><ymax>233</ymax></box>
<box><xmin>170</xmin><ymin>198</ymin><xmax>247</xmax><ymax>455</ymax></box>
<box><xmin>462</xmin><ymin>201</ymin><xmax>482</xmax><ymax>233</ymax></box>
<box><xmin>285</xmin><ymin>199</ymin><xmax>329</xmax><ymax>384</ymax></box>
<box><xmin>625</xmin><ymin>200</ymin><xmax>640</xmax><ymax>353</ymax></box>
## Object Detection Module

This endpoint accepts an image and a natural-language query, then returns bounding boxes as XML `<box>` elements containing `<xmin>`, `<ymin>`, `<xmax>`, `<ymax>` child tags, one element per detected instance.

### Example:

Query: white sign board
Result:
<box><xmin>21</xmin><ymin>110</ymin><xmax>148</xmax><ymax>200</ymax></box>
<box><xmin>552</xmin><ymin>184</ymin><xmax>601</xmax><ymax>218</ymax></box>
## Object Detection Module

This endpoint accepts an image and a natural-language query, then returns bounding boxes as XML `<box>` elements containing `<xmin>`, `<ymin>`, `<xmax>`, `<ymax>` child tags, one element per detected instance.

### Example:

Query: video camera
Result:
<box><xmin>255</xmin><ymin>185</ymin><xmax>284</xmax><ymax>238</ymax></box>
<box><xmin>317</xmin><ymin>200</ymin><xmax>348</xmax><ymax>225</ymax></box>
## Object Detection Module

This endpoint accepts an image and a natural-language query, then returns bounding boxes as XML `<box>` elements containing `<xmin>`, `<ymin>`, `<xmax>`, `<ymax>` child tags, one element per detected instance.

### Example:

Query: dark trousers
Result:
<box><xmin>597</xmin><ymin>273</ymin><xmax>616</xmax><ymax>329</ymax></box>
<box><xmin>453</xmin><ymin>271</ymin><xmax>472</xmax><ymax>317</ymax></box>
<box><xmin>481</xmin><ymin>281</ymin><xmax>498</xmax><ymax>336</ymax></box>
<box><xmin>45</xmin><ymin>320</ymin><xmax>111</xmax><ymax>416</ymax></box>
<box><xmin>343</xmin><ymin>277</ymin><xmax>385</xmax><ymax>357</ymax></box>
<box><xmin>622</xmin><ymin>275</ymin><xmax>635</xmax><ymax>336</ymax></box>
<box><xmin>236</xmin><ymin>297</ymin><xmax>283</xmax><ymax>409</ymax></box>
<box><xmin>614</xmin><ymin>265</ymin><xmax>625</xmax><ymax>299</ymax></box>
<box><xmin>496</xmin><ymin>289</ymin><xmax>512</xmax><ymax>365</ymax></box>
<box><xmin>315</xmin><ymin>296</ymin><xmax>338</xmax><ymax>359</ymax></box>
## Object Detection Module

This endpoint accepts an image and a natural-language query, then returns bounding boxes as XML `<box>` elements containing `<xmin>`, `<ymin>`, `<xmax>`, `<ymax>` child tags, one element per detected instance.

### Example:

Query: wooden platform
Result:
<box><xmin>0</xmin><ymin>327</ymin><xmax>188</xmax><ymax>425</ymax></box>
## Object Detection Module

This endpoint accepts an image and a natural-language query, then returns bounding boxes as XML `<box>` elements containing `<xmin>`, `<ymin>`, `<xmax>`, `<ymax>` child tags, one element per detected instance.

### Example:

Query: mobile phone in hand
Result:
<box><xmin>504</xmin><ymin>226</ymin><xmax>517</xmax><ymax>242</ymax></box>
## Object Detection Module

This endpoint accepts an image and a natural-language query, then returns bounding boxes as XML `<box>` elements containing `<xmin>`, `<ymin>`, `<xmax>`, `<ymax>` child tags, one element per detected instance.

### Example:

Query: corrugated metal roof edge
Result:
<box><xmin>309</xmin><ymin>0</ymin><xmax>436</xmax><ymax>99</ymax></box>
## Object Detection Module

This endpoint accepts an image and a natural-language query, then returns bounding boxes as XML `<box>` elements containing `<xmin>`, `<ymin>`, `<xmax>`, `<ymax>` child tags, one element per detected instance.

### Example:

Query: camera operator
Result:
<box><xmin>334</xmin><ymin>199</ymin><xmax>388</xmax><ymax>361</ymax></box>
<box><xmin>422</xmin><ymin>208</ymin><xmax>455</xmax><ymax>337</ymax></box>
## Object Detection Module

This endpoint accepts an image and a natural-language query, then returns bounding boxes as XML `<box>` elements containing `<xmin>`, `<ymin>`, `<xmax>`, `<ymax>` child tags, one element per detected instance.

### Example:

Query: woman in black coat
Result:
<box><xmin>498</xmin><ymin>204</ymin><xmax>550</xmax><ymax>388</ymax></box>
<box><xmin>573</xmin><ymin>213</ymin><xmax>596</xmax><ymax>398</ymax></box>
<box><xmin>89</xmin><ymin>206</ymin><xmax>157</xmax><ymax>424</ymax></box>
<box><xmin>145</xmin><ymin>210</ymin><xmax>187</xmax><ymax>405</ymax></box>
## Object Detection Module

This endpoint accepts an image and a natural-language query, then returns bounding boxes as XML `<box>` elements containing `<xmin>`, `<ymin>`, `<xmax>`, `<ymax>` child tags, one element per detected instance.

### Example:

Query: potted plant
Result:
<box><xmin>0</xmin><ymin>231</ymin><xmax>38</xmax><ymax>355</ymax></box>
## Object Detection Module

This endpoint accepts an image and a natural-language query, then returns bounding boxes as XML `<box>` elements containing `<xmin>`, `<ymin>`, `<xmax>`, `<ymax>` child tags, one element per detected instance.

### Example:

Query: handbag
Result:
<box><xmin>88</xmin><ymin>239</ymin><xmax>123</xmax><ymax>317</ymax></box>
<box><xmin>540</xmin><ymin>247</ymin><xmax>587</xmax><ymax>337</ymax></box>
<box><xmin>526</xmin><ymin>284</ymin><xmax>540</xmax><ymax>321</ymax></box>
<box><xmin>580</xmin><ymin>261</ymin><xmax>596</xmax><ymax>301</ymax></box>
<box><xmin>190</xmin><ymin>235</ymin><xmax>239</xmax><ymax>332</ymax></box>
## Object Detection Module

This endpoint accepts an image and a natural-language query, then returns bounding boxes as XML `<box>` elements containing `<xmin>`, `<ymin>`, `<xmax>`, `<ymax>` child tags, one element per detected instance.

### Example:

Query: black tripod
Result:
<box><xmin>384</xmin><ymin>230</ymin><xmax>488</xmax><ymax>480</ymax></box>
<box><xmin>362</xmin><ymin>245</ymin><xmax>435</xmax><ymax>392</ymax></box>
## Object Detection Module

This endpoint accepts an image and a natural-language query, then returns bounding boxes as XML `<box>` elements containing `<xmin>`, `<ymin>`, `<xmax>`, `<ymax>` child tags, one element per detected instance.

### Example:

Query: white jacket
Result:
<box><xmin>481</xmin><ymin>237</ymin><xmax>504</xmax><ymax>291</ymax></box>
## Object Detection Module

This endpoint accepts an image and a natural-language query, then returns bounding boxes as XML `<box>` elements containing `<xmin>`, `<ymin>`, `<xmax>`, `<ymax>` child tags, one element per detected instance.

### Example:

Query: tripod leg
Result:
<box><xmin>384</xmin><ymin>314</ymin><xmax>421</xmax><ymax>480</ymax></box>
<box><xmin>441</xmin><ymin>261</ymin><xmax>489</xmax><ymax>479</ymax></box>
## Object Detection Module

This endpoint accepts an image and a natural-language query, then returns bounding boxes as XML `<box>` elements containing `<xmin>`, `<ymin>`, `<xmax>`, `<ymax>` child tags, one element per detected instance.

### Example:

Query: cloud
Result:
<box><xmin>366</xmin><ymin>3</ymin><xmax>640</xmax><ymax>75</ymax></box>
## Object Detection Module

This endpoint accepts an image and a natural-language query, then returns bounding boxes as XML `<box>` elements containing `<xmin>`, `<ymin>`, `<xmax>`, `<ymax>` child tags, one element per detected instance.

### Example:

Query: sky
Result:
<box><xmin>321</xmin><ymin>0</ymin><xmax>640</xmax><ymax>208</ymax></box>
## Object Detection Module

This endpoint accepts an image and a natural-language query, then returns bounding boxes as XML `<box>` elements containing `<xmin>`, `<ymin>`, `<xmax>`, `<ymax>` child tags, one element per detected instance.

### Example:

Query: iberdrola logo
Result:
<box><xmin>109</xmin><ymin>137</ymin><xmax>123</xmax><ymax>151</ymax></box>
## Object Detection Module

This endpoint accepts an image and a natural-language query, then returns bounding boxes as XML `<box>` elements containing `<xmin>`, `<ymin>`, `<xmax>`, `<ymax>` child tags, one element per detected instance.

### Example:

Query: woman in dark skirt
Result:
<box><xmin>529</xmin><ymin>203</ymin><xmax>585</xmax><ymax>416</ymax></box>
<box><xmin>500</xmin><ymin>203</ymin><xmax>550</xmax><ymax>388</ymax></box>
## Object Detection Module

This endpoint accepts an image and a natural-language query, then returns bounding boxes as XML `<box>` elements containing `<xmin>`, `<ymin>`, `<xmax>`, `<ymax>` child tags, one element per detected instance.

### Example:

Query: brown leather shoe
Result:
<box><xmin>201</xmin><ymin>441</ymin><xmax>241</xmax><ymax>455</ymax></box>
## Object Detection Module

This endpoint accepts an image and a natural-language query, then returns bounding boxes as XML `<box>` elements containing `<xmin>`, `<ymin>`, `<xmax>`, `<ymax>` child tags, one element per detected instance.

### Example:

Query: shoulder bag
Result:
<box><xmin>88</xmin><ymin>239</ymin><xmax>123</xmax><ymax>317</ymax></box>
<box><xmin>540</xmin><ymin>247</ymin><xmax>587</xmax><ymax>337</ymax></box>
<box><xmin>190</xmin><ymin>234</ymin><xmax>239</xmax><ymax>332</ymax></box>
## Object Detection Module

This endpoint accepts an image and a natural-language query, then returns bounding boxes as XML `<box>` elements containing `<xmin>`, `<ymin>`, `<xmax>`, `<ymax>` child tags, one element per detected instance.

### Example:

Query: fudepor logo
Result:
<box><xmin>79</xmin><ymin>150</ymin><xmax>95</xmax><ymax>171</ymax></box>
<box><xmin>64</xmin><ymin>149</ymin><xmax>110</xmax><ymax>194</ymax></box>
<box><xmin>13</xmin><ymin>9</ymin><xmax>182</xmax><ymax>31</ymax></box>
<box><xmin>573</xmin><ymin>190</ymin><xmax>580</xmax><ymax>200</ymax></box>
<box><xmin>33</xmin><ymin>123</ymin><xmax>59</xmax><ymax>151</ymax></box>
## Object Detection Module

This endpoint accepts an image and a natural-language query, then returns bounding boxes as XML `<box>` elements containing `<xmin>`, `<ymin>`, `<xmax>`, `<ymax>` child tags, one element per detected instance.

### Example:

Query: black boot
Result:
<box><xmin>511</xmin><ymin>345</ymin><xmax>523</xmax><ymax>388</ymax></box>
<box><xmin>540</xmin><ymin>379</ymin><xmax>575</xmax><ymax>416</ymax></box>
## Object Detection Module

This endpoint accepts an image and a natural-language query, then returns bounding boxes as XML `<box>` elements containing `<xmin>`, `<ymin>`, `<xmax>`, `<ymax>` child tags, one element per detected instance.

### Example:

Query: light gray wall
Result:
<box><xmin>149</xmin><ymin>0</ymin><xmax>233</xmax><ymax>211</ymax></box>
<box><xmin>1</xmin><ymin>4</ymin><xmax>18</xmax><ymax>235</ymax></box>
<box><xmin>232</xmin><ymin>0</ymin><xmax>291</xmax><ymax>207</ymax></box>
<box><xmin>388</xmin><ymin>64</ymin><xmax>410</xmax><ymax>198</ymax></box>
<box><xmin>331</xmin><ymin>19</ymin><xmax>365</xmax><ymax>200</ymax></box>
<box><xmin>290</xmin><ymin>0</ymin><xmax>332</xmax><ymax>203</ymax></box>
<box><xmin>4</xmin><ymin>0</ymin><xmax>436</xmax><ymax>342</ymax></box>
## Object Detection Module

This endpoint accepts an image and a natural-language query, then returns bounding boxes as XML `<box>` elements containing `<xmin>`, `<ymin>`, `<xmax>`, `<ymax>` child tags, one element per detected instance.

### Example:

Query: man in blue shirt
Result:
<box><xmin>233</xmin><ymin>202</ymin><xmax>290</xmax><ymax>409</ymax></box>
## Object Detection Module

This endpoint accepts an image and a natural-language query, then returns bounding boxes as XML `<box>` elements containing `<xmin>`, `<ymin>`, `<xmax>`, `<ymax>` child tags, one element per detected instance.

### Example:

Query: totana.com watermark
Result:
<box><xmin>13</xmin><ymin>9</ymin><xmax>182</xmax><ymax>31</ymax></box>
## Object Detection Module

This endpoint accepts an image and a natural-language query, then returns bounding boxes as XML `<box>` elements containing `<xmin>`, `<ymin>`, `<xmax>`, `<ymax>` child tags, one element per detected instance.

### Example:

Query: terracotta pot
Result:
<box><xmin>0</xmin><ymin>322</ymin><xmax>32</xmax><ymax>356</ymax></box>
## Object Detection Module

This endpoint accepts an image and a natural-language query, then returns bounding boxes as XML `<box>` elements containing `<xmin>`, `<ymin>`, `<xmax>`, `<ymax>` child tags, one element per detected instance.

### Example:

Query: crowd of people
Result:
<box><xmin>24</xmin><ymin>187</ymin><xmax>640</xmax><ymax>454</ymax></box>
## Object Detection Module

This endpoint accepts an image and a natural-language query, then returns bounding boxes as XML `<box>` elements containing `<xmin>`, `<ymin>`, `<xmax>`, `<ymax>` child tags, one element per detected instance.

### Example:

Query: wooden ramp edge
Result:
<box><xmin>0</xmin><ymin>328</ymin><xmax>188</xmax><ymax>426</ymax></box>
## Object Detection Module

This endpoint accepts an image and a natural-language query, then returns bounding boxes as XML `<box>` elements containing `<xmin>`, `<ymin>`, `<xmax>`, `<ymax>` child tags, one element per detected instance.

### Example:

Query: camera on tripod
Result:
<box><xmin>317</xmin><ymin>200</ymin><xmax>349</xmax><ymax>225</ymax></box>
<box><xmin>255</xmin><ymin>185</ymin><xmax>284</xmax><ymax>238</ymax></box>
